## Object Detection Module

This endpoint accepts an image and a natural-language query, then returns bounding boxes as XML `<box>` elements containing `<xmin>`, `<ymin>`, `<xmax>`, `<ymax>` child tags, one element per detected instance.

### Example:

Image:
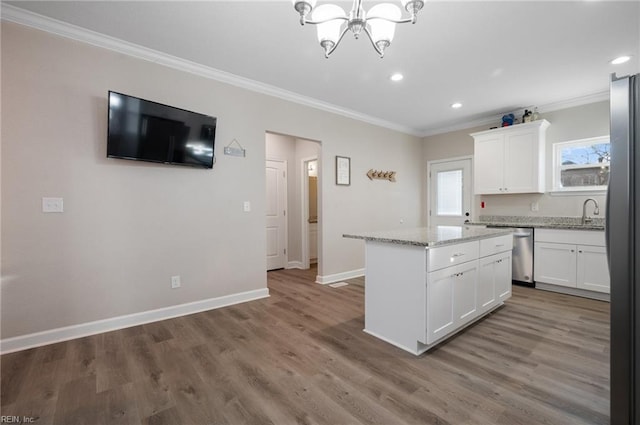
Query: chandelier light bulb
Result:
<box><xmin>368</xmin><ymin>3</ymin><xmax>401</xmax><ymax>52</ymax></box>
<box><xmin>312</xmin><ymin>4</ymin><xmax>346</xmax><ymax>57</ymax></box>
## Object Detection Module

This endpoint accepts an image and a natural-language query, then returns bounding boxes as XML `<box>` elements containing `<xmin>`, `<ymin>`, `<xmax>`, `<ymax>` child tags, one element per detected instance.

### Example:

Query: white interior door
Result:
<box><xmin>429</xmin><ymin>158</ymin><xmax>472</xmax><ymax>226</ymax></box>
<box><xmin>266</xmin><ymin>160</ymin><xmax>287</xmax><ymax>270</ymax></box>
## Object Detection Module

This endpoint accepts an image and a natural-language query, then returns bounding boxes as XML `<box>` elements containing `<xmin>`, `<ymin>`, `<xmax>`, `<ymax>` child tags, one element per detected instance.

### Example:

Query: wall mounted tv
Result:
<box><xmin>107</xmin><ymin>91</ymin><xmax>217</xmax><ymax>169</ymax></box>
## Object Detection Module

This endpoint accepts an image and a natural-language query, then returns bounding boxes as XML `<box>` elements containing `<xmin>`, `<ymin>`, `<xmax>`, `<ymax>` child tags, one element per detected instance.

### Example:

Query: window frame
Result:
<box><xmin>552</xmin><ymin>135</ymin><xmax>610</xmax><ymax>193</ymax></box>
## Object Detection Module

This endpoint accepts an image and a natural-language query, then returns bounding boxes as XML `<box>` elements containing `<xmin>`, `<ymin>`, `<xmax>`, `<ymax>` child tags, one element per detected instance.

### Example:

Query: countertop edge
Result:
<box><xmin>343</xmin><ymin>228</ymin><xmax>513</xmax><ymax>248</ymax></box>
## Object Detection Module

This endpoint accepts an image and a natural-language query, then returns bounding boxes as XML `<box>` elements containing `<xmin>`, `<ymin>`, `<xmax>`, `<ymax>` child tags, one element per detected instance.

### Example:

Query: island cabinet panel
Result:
<box><xmin>495</xmin><ymin>252</ymin><xmax>513</xmax><ymax>301</ymax></box>
<box><xmin>425</xmin><ymin>260</ymin><xmax>479</xmax><ymax>344</ymax></box>
<box><xmin>453</xmin><ymin>261</ymin><xmax>480</xmax><ymax>325</ymax></box>
<box><xmin>364</xmin><ymin>242</ymin><xmax>428</xmax><ymax>354</ymax></box>
<box><xmin>480</xmin><ymin>234</ymin><xmax>513</xmax><ymax>258</ymax></box>
<box><xmin>479</xmin><ymin>251</ymin><xmax>513</xmax><ymax>313</ymax></box>
<box><xmin>478</xmin><ymin>256</ymin><xmax>498</xmax><ymax>313</ymax></box>
<box><xmin>425</xmin><ymin>267</ymin><xmax>456</xmax><ymax>343</ymax></box>
<box><xmin>428</xmin><ymin>240</ymin><xmax>479</xmax><ymax>272</ymax></box>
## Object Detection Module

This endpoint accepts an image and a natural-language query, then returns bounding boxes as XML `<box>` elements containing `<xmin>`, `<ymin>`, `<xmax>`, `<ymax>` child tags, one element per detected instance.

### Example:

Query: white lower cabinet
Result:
<box><xmin>534</xmin><ymin>229</ymin><xmax>609</xmax><ymax>295</ymax></box>
<box><xmin>425</xmin><ymin>235</ymin><xmax>512</xmax><ymax>346</ymax></box>
<box><xmin>576</xmin><ymin>245</ymin><xmax>609</xmax><ymax>293</ymax></box>
<box><xmin>426</xmin><ymin>260</ymin><xmax>479</xmax><ymax>344</ymax></box>
<box><xmin>478</xmin><ymin>251</ymin><xmax>512</xmax><ymax>315</ymax></box>
<box><xmin>534</xmin><ymin>242</ymin><xmax>577</xmax><ymax>287</ymax></box>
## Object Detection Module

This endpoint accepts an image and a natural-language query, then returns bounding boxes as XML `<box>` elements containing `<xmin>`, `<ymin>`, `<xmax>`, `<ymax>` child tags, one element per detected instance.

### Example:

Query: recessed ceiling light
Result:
<box><xmin>451</xmin><ymin>102</ymin><xmax>463</xmax><ymax>109</ymax></box>
<box><xmin>390</xmin><ymin>73</ymin><xmax>404</xmax><ymax>82</ymax></box>
<box><xmin>611</xmin><ymin>56</ymin><xmax>631</xmax><ymax>65</ymax></box>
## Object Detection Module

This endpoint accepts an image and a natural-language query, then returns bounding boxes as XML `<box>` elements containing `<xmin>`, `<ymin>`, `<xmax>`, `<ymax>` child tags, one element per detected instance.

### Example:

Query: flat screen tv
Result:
<box><xmin>107</xmin><ymin>91</ymin><xmax>217</xmax><ymax>169</ymax></box>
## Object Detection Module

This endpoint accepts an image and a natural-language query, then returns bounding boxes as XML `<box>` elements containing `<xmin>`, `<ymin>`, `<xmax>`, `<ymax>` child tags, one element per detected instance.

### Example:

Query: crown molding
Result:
<box><xmin>420</xmin><ymin>90</ymin><xmax>610</xmax><ymax>138</ymax></box>
<box><xmin>1</xmin><ymin>4</ymin><xmax>422</xmax><ymax>137</ymax></box>
<box><xmin>1</xmin><ymin>4</ymin><xmax>611</xmax><ymax>139</ymax></box>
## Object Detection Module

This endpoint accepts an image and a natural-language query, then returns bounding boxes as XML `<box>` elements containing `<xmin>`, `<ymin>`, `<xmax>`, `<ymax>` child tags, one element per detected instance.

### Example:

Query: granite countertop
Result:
<box><xmin>468</xmin><ymin>215</ymin><xmax>605</xmax><ymax>231</ymax></box>
<box><xmin>343</xmin><ymin>226</ymin><xmax>513</xmax><ymax>247</ymax></box>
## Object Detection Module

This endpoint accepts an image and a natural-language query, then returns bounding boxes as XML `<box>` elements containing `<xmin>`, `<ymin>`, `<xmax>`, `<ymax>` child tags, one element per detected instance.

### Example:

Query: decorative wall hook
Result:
<box><xmin>367</xmin><ymin>169</ymin><xmax>396</xmax><ymax>182</ymax></box>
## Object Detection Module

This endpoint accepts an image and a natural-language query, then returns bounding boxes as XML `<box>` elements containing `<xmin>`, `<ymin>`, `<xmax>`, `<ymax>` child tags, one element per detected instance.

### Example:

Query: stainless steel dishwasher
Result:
<box><xmin>488</xmin><ymin>226</ymin><xmax>534</xmax><ymax>286</ymax></box>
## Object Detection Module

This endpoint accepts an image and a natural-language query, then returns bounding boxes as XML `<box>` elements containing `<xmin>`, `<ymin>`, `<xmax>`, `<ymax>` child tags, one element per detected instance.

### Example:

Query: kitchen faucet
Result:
<box><xmin>582</xmin><ymin>198</ymin><xmax>600</xmax><ymax>225</ymax></box>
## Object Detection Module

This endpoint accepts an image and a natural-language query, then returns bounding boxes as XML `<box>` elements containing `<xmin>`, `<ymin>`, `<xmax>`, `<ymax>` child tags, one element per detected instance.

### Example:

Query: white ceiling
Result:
<box><xmin>4</xmin><ymin>1</ymin><xmax>640</xmax><ymax>136</ymax></box>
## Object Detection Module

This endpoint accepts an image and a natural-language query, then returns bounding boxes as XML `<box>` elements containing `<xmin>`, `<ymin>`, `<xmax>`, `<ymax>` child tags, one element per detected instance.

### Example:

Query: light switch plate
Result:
<box><xmin>171</xmin><ymin>275</ymin><xmax>181</xmax><ymax>289</ymax></box>
<box><xmin>243</xmin><ymin>201</ymin><xmax>251</xmax><ymax>212</ymax></box>
<box><xmin>42</xmin><ymin>197</ymin><xmax>64</xmax><ymax>213</ymax></box>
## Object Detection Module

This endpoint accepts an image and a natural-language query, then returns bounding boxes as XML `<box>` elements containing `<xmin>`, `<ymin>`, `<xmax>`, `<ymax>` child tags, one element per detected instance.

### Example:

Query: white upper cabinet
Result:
<box><xmin>471</xmin><ymin>120</ymin><xmax>550</xmax><ymax>195</ymax></box>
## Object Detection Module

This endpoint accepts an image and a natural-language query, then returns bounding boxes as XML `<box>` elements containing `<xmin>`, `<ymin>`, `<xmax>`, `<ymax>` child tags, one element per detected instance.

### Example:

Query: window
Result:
<box><xmin>436</xmin><ymin>169</ymin><xmax>463</xmax><ymax>215</ymax></box>
<box><xmin>553</xmin><ymin>136</ymin><xmax>610</xmax><ymax>192</ymax></box>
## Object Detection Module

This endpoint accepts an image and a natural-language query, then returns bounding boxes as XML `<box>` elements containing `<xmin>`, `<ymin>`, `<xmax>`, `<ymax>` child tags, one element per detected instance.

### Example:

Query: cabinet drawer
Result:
<box><xmin>536</xmin><ymin>229</ymin><xmax>605</xmax><ymax>246</ymax></box>
<box><xmin>479</xmin><ymin>234</ymin><xmax>513</xmax><ymax>257</ymax></box>
<box><xmin>428</xmin><ymin>241</ymin><xmax>479</xmax><ymax>272</ymax></box>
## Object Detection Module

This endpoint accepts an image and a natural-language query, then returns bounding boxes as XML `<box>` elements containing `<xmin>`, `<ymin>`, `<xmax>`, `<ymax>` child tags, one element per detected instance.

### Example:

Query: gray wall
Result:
<box><xmin>1</xmin><ymin>23</ymin><xmax>423</xmax><ymax>339</ymax></box>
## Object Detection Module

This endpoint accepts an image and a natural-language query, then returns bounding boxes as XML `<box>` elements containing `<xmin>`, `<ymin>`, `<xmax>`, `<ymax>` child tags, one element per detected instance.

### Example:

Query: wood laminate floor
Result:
<box><xmin>1</xmin><ymin>267</ymin><xmax>610</xmax><ymax>425</ymax></box>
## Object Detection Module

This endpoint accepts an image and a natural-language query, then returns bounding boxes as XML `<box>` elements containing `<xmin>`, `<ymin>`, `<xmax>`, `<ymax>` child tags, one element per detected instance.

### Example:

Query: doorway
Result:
<box><xmin>302</xmin><ymin>157</ymin><xmax>319</xmax><ymax>269</ymax></box>
<box><xmin>428</xmin><ymin>157</ymin><xmax>473</xmax><ymax>226</ymax></box>
<box><xmin>265</xmin><ymin>132</ymin><xmax>321</xmax><ymax>275</ymax></box>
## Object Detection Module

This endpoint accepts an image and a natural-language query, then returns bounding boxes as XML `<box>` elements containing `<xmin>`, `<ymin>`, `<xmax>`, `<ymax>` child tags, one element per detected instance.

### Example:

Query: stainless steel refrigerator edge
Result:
<box><xmin>607</xmin><ymin>73</ymin><xmax>639</xmax><ymax>425</ymax></box>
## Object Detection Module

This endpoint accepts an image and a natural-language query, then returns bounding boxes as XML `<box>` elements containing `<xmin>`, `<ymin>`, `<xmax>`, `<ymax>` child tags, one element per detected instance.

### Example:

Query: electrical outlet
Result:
<box><xmin>243</xmin><ymin>201</ymin><xmax>251</xmax><ymax>212</ymax></box>
<box><xmin>171</xmin><ymin>275</ymin><xmax>181</xmax><ymax>289</ymax></box>
<box><xmin>530</xmin><ymin>202</ymin><xmax>539</xmax><ymax>212</ymax></box>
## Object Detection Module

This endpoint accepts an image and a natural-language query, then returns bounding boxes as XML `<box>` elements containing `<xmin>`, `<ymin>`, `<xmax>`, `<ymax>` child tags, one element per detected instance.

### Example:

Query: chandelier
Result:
<box><xmin>292</xmin><ymin>0</ymin><xmax>425</xmax><ymax>58</ymax></box>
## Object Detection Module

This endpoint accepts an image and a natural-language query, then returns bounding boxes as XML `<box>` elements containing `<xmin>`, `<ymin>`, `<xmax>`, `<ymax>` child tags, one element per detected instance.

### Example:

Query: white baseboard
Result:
<box><xmin>535</xmin><ymin>283</ymin><xmax>610</xmax><ymax>302</ymax></box>
<box><xmin>0</xmin><ymin>288</ymin><xmax>270</xmax><ymax>354</ymax></box>
<box><xmin>316</xmin><ymin>268</ymin><xmax>364</xmax><ymax>285</ymax></box>
<box><xmin>286</xmin><ymin>261</ymin><xmax>305</xmax><ymax>270</ymax></box>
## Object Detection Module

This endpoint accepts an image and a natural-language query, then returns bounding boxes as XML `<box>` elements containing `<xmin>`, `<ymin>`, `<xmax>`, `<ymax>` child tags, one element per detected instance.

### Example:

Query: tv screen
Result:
<box><xmin>107</xmin><ymin>91</ymin><xmax>217</xmax><ymax>169</ymax></box>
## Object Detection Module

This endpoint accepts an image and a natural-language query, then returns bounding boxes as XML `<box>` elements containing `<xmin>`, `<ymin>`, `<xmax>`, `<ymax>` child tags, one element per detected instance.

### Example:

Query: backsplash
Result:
<box><xmin>476</xmin><ymin>192</ymin><xmax>607</xmax><ymax>219</ymax></box>
<box><xmin>478</xmin><ymin>215</ymin><xmax>605</xmax><ymax>227</ymax></box>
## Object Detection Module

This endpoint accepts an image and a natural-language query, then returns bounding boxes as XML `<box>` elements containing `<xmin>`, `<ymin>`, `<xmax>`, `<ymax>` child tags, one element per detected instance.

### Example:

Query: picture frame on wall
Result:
<box><xmin>336</xmin><ymin>156</ymin><xmax>351</xmax><ymax>186</ymax></box>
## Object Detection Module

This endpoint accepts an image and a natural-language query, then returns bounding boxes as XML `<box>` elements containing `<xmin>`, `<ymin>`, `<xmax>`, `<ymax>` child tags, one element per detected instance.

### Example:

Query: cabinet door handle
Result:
<box><xmin>578</xmin><ymin>250</ymin><xmax>583</xmax><ymax>253</ymax></box>
<box><xmin>451</xmin><ymin>253</ymin><xmax>465</xmax><ymax>258</ymax></box>
<box><xmin>571</xmin><ymin>249</ymin><xmax>575</xmax><ymax>253</ymax></box>
<box><xmin>495</xmin><ymin>243</ymin><xmax>505</xmax><ymax>247</ymax></box>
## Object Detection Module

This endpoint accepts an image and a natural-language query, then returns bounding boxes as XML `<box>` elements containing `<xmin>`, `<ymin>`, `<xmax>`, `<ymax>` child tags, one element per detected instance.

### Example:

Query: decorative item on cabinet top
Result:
<box><xmin>367</xmin><ymin>169</ymin><xmax>397</xmax><ymax>182</ymax></box>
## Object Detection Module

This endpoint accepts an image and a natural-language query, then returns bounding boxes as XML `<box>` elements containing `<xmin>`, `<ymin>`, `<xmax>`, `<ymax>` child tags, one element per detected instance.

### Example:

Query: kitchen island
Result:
<box><xmin>344</xmin><ymin>226</ymin><xmax>513</xmax><ymax>355</ymax></box>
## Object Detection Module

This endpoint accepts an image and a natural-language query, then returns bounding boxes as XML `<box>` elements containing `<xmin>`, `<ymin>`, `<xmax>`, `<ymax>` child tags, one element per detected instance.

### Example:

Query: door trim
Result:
<box><xmin>426</xmin><ymin>155</ymin><xmax>474</xmax><ymax>226</ymax></box>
